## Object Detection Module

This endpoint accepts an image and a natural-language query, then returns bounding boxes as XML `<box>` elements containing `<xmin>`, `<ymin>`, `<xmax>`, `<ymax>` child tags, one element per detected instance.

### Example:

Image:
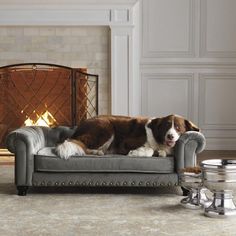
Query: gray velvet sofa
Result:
<box><xmin>6</xmin><ymin>126</ymin><xmax>206</xmax><ymax>196</ymax></box>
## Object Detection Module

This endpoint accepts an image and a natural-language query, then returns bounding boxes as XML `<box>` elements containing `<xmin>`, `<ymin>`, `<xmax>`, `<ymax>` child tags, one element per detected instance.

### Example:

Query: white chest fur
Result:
<box><xmin>145</xmin><ymin>120</ymin><xmax>159</xmax><ymax>150</ymax></box>
<box><xmin>145</xmin><ymin>119</ymin><xmax>173</xmax><ymax>156</ymax></box>
<box><xmin>128</xmin><ymin>119</ymin><xmax>173</xmax><ymax>157</ymax></box>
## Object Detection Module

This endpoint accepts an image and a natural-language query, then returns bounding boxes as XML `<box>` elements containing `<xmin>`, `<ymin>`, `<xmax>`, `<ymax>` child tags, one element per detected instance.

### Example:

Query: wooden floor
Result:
<box><xmin>1</xmin><ymin>150</ymin><xmax>236</xmax><ymax>165</ymax></box>
<box><xmin>0</xmin><ymin>155</ymin><xmax>14</xmax><ymax>165</ymax></box>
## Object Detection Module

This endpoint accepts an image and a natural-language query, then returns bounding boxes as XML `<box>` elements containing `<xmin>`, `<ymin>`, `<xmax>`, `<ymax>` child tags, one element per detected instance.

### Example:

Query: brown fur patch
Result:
<box><xmin>180</xmin><ymin>166</ymin><xmax>202</xmax><ymax>174</ymax></box>
<box><xmin>72</xmin><ymin>115</ymin><xmax>149</xmax><ymax>155</ymax></box>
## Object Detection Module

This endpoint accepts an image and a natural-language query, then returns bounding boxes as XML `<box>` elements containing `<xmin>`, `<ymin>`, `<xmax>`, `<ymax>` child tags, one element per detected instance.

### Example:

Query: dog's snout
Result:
<box><xmin>167</xmin><ymin>134</ymin><xmax>174</xmax><ymax>140</ymax></box>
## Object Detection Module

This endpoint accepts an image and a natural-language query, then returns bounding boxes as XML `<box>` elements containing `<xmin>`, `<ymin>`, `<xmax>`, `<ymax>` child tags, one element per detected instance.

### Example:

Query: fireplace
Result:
<box><xmin>0</xmin><ymin>63</ymin><xmax>98</xmax><ymax>148</ymax></box>
<box><xmin>0</xmin><ymin>1</ymin><xmax>140</xmax><ymax>116</ymax></box>
<box><xmin>0</xmin><ymin>1</ymin><xmax>140</xmax><ymax>151</ymax></box>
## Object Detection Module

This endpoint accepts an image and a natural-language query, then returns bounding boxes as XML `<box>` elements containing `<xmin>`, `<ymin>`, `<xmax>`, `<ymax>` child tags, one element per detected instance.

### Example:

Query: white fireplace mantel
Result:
<box><xmin>0</xmin><ymin>0</ymin><xmax>140</xmax><ymax>116</ymax></box>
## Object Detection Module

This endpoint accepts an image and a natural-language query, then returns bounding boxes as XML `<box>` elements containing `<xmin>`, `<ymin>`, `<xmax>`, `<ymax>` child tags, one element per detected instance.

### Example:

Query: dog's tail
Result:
<box><xmin>55</xmin><ymin>139</ymin><xmax>86</xmax><ymax>159</ymax></box>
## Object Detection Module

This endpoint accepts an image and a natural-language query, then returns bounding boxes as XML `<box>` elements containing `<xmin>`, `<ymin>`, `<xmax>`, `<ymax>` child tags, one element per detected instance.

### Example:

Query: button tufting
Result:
<box><xmin>75</xmin><ymin>181</ymin><xmax>80</xmax><ymax>186</ymax></box>
<box><xmin>116</xmin><ymin>182</ymin><xmax>120</xmax><ymax>186</ymax></box>
<box><xmin>123</xmin><ymin>181</ymin><xmax>127</xmax><ymax>186</ymax></box>
<box><xmin>55</xmin><ymin>182</ymin><xmax>59</xmax><ymax>186</ymax></box>
<box><xmin>146</xmin><ymin>182</ymin><xmax>150</xmax><ymax>186</ymax></box>
<box><xmin>69</xmin><ymin>181</ymin><xmax>73</xmax><ymax>186</ymax></box>
<box><xmin>131</xmin><ymin>181</ymin><xmax>135</xmax><ymax>186</ymax></box>
<box><xmin>139</xmin><ymin>181</ymin><xmax>143</xmax><ymax>186</ymax></box>
<box><xmin>41</xmin><ymin>181</ymin><xmax>45</xmax><ymax>186</ymax></box>
<box><xmin>61</xmin><ymin>182</ymin><xmax>65</xmax><ymax>186</ymax></box>
<box><xmin>109</xmin><ymin>182</ymin><xmax>113</xmax><ymax>186</ymax></box>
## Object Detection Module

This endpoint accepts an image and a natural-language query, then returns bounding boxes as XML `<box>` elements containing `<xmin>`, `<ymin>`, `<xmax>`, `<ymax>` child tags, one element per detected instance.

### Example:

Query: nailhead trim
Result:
<box><xmin>33</xmin><ymin>180</ymin><xmax>177</xmax><ymax>187</ymax></box>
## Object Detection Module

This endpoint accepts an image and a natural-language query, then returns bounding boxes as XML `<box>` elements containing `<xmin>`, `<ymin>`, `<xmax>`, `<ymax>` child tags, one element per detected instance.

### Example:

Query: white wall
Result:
<box><xmin>140</xmin><ymin>0</ymin><xmax>236</xmax><ymax>150</ymax></box>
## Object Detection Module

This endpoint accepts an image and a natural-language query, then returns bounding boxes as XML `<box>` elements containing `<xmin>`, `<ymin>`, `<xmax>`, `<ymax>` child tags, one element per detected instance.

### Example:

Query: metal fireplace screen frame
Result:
<box><xmin>0</xmin><ymin>63</ymin><xmax>98</xmax><ymax>148</ymax></box>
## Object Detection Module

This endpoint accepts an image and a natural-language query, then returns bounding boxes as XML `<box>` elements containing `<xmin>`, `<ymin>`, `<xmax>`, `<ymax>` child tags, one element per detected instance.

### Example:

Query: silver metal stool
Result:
<box><xmin>201</xmin><ymin>159</ymin><xmax>236</xmax><ymax>218</ymax></box>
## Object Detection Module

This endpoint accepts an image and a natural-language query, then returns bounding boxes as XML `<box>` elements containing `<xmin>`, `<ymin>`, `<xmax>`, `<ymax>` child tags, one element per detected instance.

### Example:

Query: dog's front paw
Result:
<box><xmin>128</xmin><ymin>149</ymin><xmax>139</xmax><ymax>156</ymax></box>
<box><xmin>157</xmin><ymin>150</ymin><xmax>167</xmax><ymax>157</ymax></box>
<box><xmin>128</xmin><ymin>147</ymin><xmax>154</xmax><ymax>157</ymax></box>
<box><xmin>97</xmin><ymin>150</ymin><xmax>104</xmax><ymax>156</ymax></box>
<box><xmin>144</xmin><ymin>147</ymin><xmax>154</xmax><ymax>157</ymax></box>
<box><xmin>87</xmin><ymin>149</ymin><xmax>104</xmax><ymax>156</ymax></box>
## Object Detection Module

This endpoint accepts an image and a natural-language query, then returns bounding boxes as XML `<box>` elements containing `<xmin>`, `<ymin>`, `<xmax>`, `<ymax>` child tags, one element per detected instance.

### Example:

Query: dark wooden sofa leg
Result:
<box><xmin>17</xmin><ymin>186</ymin><xmax>29</xmax><ymax>196</ymax></box>
<box><xmin>181</xmin><ymin>187</ymin><xmax>190</xmax><ymax>196</ymax></box>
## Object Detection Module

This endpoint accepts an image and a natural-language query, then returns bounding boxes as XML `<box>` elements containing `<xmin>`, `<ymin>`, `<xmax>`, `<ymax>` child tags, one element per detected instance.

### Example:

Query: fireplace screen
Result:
<box><xmin>0</xmin><ymin>63</ymin><xmax>98</xmax><ymax>148</ymax></box>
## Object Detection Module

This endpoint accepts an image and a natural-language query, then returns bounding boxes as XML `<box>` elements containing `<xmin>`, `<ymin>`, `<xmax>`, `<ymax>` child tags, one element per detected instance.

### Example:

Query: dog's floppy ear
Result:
<box><xmin>185</xmin><ymin>119</ymin><xmax>200</xmax><ymax>132</ymax></box>
<box><xmin>147</xmin><ymin>118</ymin><xmax>162</xmax><ymax>130</ymax></box>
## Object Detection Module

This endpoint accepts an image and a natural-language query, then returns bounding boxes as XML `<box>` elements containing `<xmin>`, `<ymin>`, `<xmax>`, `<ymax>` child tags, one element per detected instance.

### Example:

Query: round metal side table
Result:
<box><xmin>201</xmin><ymin>159</ymin><xmax>236</xmax><ymax>218</ymax></box>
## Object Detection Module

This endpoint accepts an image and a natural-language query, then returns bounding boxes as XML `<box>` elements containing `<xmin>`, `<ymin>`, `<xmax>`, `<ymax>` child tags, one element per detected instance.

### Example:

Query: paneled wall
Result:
<box><xmin>141</xmin><ymin>0</ymin><xmax>236</xmax><ymax>149</ymax></box>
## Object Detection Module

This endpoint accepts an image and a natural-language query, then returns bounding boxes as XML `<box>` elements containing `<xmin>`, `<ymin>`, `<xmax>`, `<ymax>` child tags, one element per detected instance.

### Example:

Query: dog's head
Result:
<box><xmin>148</xmin><ymin>114</ymin><xmax>199</xmax><ymax>148</ymax></box>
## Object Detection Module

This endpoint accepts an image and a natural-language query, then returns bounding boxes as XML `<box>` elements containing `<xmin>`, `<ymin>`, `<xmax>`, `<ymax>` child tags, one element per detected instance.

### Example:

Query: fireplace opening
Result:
<box><xmin>0</xmin><ymin>63</ymin><xmax>98</xmax><ymax>149</ymax></box>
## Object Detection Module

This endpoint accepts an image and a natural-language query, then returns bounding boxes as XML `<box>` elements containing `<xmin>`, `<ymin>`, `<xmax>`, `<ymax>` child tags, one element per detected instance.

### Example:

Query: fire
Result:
<box><xmin>23</xmin><ymin>110</ymin><xmax>57</xmax><ymax>127</ymax></box>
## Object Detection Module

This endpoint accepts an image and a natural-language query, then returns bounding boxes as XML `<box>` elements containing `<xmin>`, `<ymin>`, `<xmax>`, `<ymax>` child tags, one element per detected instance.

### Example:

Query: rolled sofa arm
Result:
<box><xmin>6</xmin><ymin>125</ymin><xmax>77</xmax><ymax>186</ymax></box>
<box><xmin>6</xmin><ymin>126</ymin><xmax>47</xmax><ymax>186</ymax></box>
<box><xmin>174</xmin><ymin>131</ymin><xmax>206</xmax><ymax>173</ymax></box>
<box><xmin>7</xmin><ymin>126</ymin><xmax>46</xmax><ymax>154</ymax></box>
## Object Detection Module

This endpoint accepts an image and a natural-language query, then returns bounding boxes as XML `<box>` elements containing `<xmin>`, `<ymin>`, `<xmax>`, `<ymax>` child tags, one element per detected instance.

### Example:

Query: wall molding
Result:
<box><xmin>141</xmin><ymin>72</ymin><xmax>194</xmax><ymax>118</ymax></box>
<box><xmin>0</xmin><ymin>2</ymin><xmax>135</xmax><ymax>26</ymax></box>
<box><xmin>205</xmin><ymin>138</ymin><xmax>236</xmax><ymax>150</ymax></box>
<box><xmin>199</xmin><ymin>73</ymin><xmax>236</xmax><ymax>130</ymax></box>
<box><xmin>200</xmin><ymin>0</ymin><xmax>236</xmax><ymax>58</ymax></box>
<box><xmin>142</xmin><ymin>0</ymin><xmax>195</xmax><ymax>58</ymax></box>
<box><xmin>140</xmin><ymin>61</ymin><xmax>236</xmax><ymax>68</ymax></box>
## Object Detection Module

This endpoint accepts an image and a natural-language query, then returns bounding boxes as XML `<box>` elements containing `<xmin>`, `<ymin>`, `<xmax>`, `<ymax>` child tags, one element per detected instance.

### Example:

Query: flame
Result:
<box><xmin>24</xmin><ymin>117</ymin><xmax>34</xmax><ymax>126</ymax></box>
<box><xmin>24</xmin><ymin>110</ymin><xmax>57</xmax><ymax>127</ymax></box>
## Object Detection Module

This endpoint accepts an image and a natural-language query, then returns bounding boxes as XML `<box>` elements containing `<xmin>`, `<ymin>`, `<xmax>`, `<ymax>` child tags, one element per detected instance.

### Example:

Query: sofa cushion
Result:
<box><xmin>34</xmin><ymin>147</ymin><xmax>175</xmax><ymax>174</ymax></box>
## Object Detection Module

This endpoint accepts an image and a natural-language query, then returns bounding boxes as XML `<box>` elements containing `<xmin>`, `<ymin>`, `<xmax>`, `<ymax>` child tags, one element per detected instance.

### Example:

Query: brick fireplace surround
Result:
<box><xmin>0</xmin><ymin>0</ymin><xmax>140</xmax><ymax>116</ymax></box>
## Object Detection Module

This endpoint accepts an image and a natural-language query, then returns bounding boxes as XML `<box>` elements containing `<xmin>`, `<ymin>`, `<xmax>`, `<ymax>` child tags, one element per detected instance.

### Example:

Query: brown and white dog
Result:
<box><xmin>55</xmin><ymin>114</ymin><xmax>199</xmax><ymax>159</ymax></box>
